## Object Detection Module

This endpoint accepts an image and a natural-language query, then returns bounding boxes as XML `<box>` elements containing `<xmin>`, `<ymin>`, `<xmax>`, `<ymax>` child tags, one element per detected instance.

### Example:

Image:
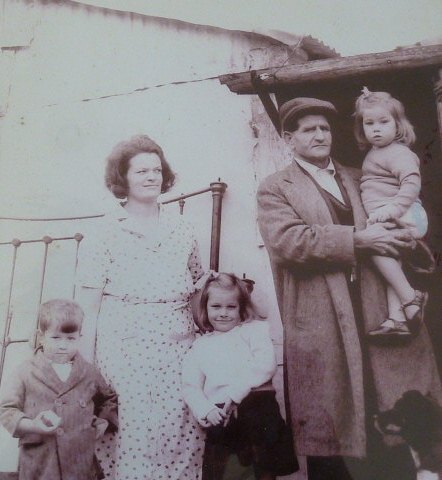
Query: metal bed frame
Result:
<box><xmin>0</xmin><ymin>181</ymin><xmax>227</xmax><ymax>387</ymax></box>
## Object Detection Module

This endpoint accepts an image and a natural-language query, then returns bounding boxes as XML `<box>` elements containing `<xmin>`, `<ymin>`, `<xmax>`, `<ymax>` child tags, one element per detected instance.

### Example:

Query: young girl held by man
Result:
<box><xmin>182</xmin><ymin>272</ymin><xmax>298</xmax><ymax>480</ymax></box>
<box><xmin>354</xmin><ymin>87</ymin><xmax>429</xmax><ymax>338</ymax></box>
<box><xmin>0</xmin><ymin>299</ymin><xmax>118</xmax><ymax>480</ymax></box>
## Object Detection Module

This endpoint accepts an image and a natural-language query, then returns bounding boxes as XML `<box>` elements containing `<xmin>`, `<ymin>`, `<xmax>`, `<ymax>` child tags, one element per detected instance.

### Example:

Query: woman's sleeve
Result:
<box><xmin>187</xmin><ymin>225</ymin><xmax>204</xmax><ymax>285</ymax></box>
<box><xmin>76</xmin><ymin>225</ymin><xmax>110</xmax><ymax>291</ymax></box>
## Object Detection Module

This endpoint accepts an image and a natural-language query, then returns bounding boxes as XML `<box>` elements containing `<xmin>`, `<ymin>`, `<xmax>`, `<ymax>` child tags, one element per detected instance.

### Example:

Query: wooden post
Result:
<box><xmin>209</xmin><ymin>181</ymin><xmax>227</xmax><ymax>271</ymax></box>
<box><xmin>435</xmin><ymin>67</ymin><xmax>442</xmax><ymax>148</ymax></box>
<box><xmin>251</xmin><ymin>71</ymin><xmax>282</xmax><ymax>135</ymax></box>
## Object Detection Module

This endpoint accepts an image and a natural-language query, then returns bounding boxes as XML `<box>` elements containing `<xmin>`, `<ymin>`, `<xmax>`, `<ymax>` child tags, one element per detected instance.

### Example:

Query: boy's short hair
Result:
<box><xmin>38</xmin><ymin>299</ymin><xmax>84</xmax><ymax>334</ymax></box>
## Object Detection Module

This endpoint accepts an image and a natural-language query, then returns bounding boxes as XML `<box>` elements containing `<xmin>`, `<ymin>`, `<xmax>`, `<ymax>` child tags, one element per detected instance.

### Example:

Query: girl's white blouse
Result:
<box><xmin>182</xmin><ymin>319</ymin><xmax>277</xmax><ymax>422</ymax></box>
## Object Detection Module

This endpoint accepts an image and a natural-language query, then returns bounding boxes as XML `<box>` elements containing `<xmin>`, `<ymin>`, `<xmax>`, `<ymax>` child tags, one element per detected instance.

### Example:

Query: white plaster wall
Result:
<box><xmin>0</xmin><ymin>1</ymin><xmax>303</xmax><ymax>476</ymax></box>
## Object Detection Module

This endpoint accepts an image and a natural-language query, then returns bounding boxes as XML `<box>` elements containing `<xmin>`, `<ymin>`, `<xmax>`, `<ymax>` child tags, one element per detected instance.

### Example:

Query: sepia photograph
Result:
<box><xmin>1</xmin><ymin>1</ymin><xmax>442</xmax><ymax>479</ymax></box>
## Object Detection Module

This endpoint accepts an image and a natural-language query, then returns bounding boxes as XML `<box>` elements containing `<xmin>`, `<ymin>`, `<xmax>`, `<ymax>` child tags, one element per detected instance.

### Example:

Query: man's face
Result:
<box><xmin>285</xmin><ymin>114</ymin><xmax>332</xmax><ymax>166</ymax></box>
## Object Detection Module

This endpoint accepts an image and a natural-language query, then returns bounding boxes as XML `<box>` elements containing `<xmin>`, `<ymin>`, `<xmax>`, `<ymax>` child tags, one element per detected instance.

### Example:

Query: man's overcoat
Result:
<box><xmin>0</xmin><ymin>350</ymin><xmax>118</xmax><ymax>480</ymax></box>
<box><xmin>257</xmin><ymin>159</ymin><xmax>442</xmax><ymax>457</ymax></box>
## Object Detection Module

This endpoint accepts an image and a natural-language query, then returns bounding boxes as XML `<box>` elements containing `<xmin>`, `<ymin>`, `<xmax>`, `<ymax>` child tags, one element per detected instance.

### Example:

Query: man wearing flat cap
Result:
<box><xmin>257</xmin><ymin>97</ymin><xmax>442</xmax><ymax>479</ymax></box>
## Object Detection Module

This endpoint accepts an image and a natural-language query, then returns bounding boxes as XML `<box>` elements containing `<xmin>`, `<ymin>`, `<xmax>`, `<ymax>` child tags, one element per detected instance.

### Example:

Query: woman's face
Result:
<box><xmin>126</xmin><ymin>153</ymin><xmax>163</xmax><ymax>202</ymax></box>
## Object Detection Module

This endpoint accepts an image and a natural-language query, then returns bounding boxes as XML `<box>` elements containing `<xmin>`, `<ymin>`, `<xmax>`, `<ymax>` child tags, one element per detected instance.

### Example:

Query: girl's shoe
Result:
<box><xmin>367</xmin><ymin>318</ymin><xmax>412</xmax><ymax>338</ymax></box>
<box><xmin>401</xmin><ymin>290</ymin><xmax>428</xmax><ymax>335</ymax></box>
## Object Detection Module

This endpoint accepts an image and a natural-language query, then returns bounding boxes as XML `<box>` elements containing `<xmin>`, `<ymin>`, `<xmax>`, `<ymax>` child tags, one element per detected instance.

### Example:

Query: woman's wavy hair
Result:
<box><xmin>198</xmin><ymin>272</ymin><xmax>258</xmax><ymax>333</ymax></box>
<box><xmin>353</xmin><ymin>89</ymin><xmax>416</xmax><ymax>150</ymax></box>
<box><xmin>105</xmin><ymin>134</ymin><xmax>176</xmax><ymax>199</ymax></box>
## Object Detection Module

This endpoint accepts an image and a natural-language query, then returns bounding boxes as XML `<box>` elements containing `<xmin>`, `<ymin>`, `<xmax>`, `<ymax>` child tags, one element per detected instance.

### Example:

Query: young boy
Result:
<box><xmin>0</xmin><ymin>299</ymin><xmax>118</xmax><ymax>480</ymax></box>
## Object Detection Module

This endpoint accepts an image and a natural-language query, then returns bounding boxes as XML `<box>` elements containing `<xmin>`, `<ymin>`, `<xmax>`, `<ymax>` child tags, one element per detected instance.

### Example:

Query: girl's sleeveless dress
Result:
<box><xmin>77</xmin><ymin>205</ymin><xmax>205</xmax><ymax>480</ymax></box>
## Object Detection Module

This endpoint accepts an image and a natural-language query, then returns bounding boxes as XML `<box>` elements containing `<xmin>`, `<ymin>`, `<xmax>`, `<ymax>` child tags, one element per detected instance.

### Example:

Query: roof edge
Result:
<box><xmin>68</xmin><ymin>0</ymin><xmax>338</xmax><ymax>59</ymax></box>
<box><xmin>219</xmin><ymin>43</ymin><xmax>442</xmax><ymax>94</ymax></box>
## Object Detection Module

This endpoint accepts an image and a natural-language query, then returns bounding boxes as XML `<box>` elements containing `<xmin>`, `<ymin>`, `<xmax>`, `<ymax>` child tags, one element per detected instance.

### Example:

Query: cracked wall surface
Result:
<box><xmin>0</xmin><ymin>2</ymin><xmax>306</xmax><ymax>477</ymax></box>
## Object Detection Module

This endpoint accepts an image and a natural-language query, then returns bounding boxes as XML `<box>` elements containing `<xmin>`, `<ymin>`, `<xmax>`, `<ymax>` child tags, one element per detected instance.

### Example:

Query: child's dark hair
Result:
<box><xmin>198</xmin><ymin>272</ymin><xmax>257</xmax><ymax>333</ymax></box>
<box><xmin>38</xmin><ymin>299</ymin><xmax>84</xmax><ymax>334</ymax></box>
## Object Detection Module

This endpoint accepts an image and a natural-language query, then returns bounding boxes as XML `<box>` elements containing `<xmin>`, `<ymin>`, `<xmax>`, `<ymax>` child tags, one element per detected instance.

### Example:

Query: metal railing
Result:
<box><xmin>0</xmin><ymin>181</ymin><xmax>227</xmax><ymax>387</ymax></box>
<box><xmin>0</xmin><ymin>234</ymin><xmax>84</xmax><ymax>385</ymax></box>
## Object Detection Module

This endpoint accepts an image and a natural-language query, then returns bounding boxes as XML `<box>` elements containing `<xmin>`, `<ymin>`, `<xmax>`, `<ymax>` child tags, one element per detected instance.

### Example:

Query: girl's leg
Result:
<box><xmin>371</xmin><ymin>255</ymin><xmax>419</xmax><ymax>320</ymax></box>
<box><xmin>202</xmin><ymin>441</ymin><xmax>230</xmax><ymax>480</ymax></box>
<box><xmin>386</xmin><ymin>285</ymin><xmax>406</xmax><ymax>322</ymax></box>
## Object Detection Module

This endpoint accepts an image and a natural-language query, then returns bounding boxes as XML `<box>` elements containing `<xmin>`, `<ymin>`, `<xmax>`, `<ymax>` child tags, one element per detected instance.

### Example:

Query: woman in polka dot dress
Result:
<box><xmin>77</xmin><ymin>135</ymin><xmax>205</xmax><ymax>479</ymax></box>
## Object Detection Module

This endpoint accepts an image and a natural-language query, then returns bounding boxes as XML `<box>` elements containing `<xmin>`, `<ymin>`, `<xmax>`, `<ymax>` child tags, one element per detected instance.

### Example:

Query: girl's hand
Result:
<box><xmin>206</xmin><ymin>407</ymin><xmax>227</xmax><ymax>426</ymax></box>
<box><xmin>368</xmin><ymin>206</ymin><xmax>398</xmax><ymax>224</ymax></box>
<box><xmin>222</xmin><ymin>398</ymin><xmax>238</xmax><ymax>426</ymax></box>
<box><xmin>198</xmin><ymin>418</ymin><xmax>211</xmax><ymax>428</ymax></box>
<box><xmin>33</xmin><ymin>410</ymin><xmax>61</xmax><ymax>434</ymax></box>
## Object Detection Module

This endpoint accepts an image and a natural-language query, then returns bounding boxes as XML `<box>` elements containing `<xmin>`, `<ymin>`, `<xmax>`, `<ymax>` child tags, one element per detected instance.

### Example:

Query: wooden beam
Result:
<box><xmin>219</xmin><ymin>44</ymin><xmax>442</xmax><ymax>94</ymax></box>
<box><xmin>435</xmin><ymin>67</ymin><xmax>442</xmax><ymax>152</ymax></box>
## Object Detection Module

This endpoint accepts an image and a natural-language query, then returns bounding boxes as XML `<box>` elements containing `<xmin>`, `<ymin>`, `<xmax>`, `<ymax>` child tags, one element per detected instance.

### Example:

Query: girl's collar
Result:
<box><xmin>208</xmin><ymin>322</ymin><xmax>246</xmax><ymax>335</ymax></box>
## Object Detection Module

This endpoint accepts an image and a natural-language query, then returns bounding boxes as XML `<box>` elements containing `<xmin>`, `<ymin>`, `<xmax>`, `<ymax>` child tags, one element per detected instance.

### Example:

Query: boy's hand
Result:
<box><xmin>33</xmin><ymin>410</ymin><xmax>61</xmax><ymax>434</ymax></box>
<box><xmin>206</xmin><ymin>407</ymin><xmax>227</xmax><ymax>426</ymax></box>
<box><xmin>93</xmin><ymin>418</ymin><xmax>109</xmax><ymax>439</ymax></box>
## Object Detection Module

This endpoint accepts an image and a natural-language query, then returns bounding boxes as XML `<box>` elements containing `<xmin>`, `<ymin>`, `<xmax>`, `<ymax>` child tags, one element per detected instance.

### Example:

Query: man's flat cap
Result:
<box><xmin>280</xmin><ymin>97</ymin><xmax>338</xmax><ymax>132</ymax></box>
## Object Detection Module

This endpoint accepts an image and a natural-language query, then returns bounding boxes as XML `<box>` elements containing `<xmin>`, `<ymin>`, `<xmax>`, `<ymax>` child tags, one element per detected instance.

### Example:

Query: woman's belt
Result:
<box><xmin>103</xmin><ymin>293</ymin><xmax>189</xmax><ymax>309</ymax></box>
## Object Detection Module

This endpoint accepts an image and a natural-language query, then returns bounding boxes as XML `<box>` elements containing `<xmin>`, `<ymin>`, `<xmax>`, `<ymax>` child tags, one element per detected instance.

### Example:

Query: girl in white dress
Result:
<box><xmin>182</xmin><ymin>273</ymin><xmax>298</xmax><ymax>480</ymax></box>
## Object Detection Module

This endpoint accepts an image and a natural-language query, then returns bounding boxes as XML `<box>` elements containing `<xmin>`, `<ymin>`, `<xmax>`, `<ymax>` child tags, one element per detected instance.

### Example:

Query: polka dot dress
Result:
<box><xmin>77</xmin><ymin>205</ymin><xmax>205</xmax><ymax>480</ymax></box>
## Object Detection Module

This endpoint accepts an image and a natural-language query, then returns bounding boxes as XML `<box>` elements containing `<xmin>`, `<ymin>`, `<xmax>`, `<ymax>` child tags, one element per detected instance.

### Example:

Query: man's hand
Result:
<box><xmin>354</xmin><ymin>222</ymin><xmax>415</xmax><ymax>257</ymax></box>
